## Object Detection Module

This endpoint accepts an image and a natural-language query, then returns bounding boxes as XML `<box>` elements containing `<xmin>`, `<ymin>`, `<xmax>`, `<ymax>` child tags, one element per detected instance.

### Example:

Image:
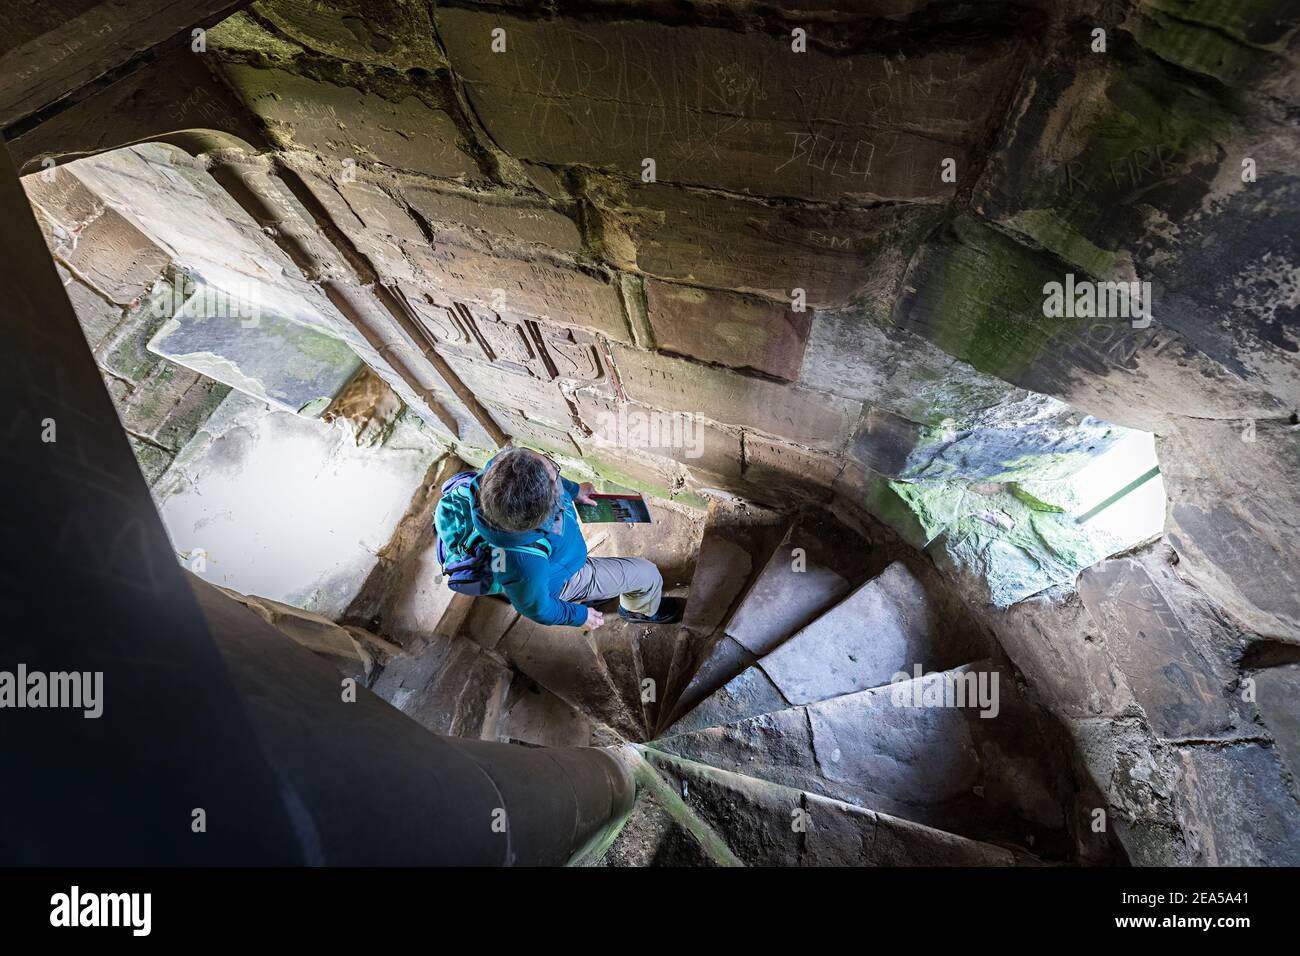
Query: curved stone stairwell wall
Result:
<box><xmin>5</xmin><ymin>0</ymin><xmax>1297</xmax><ymax>865</ymax></box>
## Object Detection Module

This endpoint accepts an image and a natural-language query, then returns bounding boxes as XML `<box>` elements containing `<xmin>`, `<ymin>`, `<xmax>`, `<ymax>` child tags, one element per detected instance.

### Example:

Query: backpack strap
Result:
<box><xmin>500</xmin><ymin>538</ymin><xmax>552</xmax><ymax>560</ymax></box>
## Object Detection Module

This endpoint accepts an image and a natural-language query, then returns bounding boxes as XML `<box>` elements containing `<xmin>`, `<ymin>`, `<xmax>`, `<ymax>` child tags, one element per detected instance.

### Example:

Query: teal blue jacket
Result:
<box><xmin>469</xmin><ymin>461</ymin><xmax>589</xmax><ymax>626</ymax></box>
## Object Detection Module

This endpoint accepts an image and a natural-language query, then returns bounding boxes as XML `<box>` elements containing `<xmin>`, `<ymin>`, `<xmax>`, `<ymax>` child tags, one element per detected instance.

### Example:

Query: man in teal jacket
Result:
<box><xmin>470</xmin><ymin>447</ymin><xmax>684</xmax><ymax>629</ymax></box>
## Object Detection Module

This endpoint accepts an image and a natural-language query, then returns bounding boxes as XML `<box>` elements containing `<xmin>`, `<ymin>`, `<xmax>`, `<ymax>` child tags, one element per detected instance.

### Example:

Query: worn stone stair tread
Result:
<box><xmin>641</xmin><ymin>747</ymin><xmax>1022</xmax><ymax>867</ymax></box>
<box><xmin>669</xmin><ymin>560</ymin><xmax>989</xmax><ymax>734</ymax></box>
<box><xmin>496</xmin><ymin>614</ymin><xmax>645</xmax><ymax>740</ymax></box>
<box><xmin>372</xmin><ymin>634</ymin><xmax>504</xmax><ymax>737</ymax></box>
<box><xmin>598</xmin><ymin>617</ymin><xmax>655</xmax><ymax>741</ymax></box>
<box><xmin>448</xmin><ymin>594</ymin><xmax>520</xmax><ymax>652</ymax></box>
<box><xmin>452</xmin><ymin>654</ymin><xmax>513</xmax><ymax>740</ymax></box>
<box><xmin>495</xmin><ymin>677</ymin><xmax>597</xmax><ymax>748</ymax></box>
<box><xmin>654</xmin><ymin>500</ymin><xmax>792</xmax><ymax>733</ymax></box>
<box><xmin>724</xmin><ymin>511</ymin><xmax>872</xmax><ymax>657</ymax></box>
<box><xmin>662</xmin><ymin>510</ymin><xmax>873</xmax><ymax>728</ymax></box>
<box><xmin>653</xmin><ymin>662</ymin><xmax>1069</xmax><ymax>853</ymax></box>
<box><xmin>666</xmin><ymin>646</ymin><xmax>783</xmax><ymax>736</ymax></box>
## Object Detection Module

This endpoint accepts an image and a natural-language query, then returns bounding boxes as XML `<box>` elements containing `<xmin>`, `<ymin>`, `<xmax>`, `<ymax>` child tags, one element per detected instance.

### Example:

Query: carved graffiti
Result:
<box><xmin>404</xmin><ymin>286</ymin><xmax>604</xmax><ymax>384</ymax></box>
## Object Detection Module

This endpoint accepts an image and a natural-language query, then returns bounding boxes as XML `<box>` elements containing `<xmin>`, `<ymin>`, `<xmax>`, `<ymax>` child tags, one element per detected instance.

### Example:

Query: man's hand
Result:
<box><xmin>584</xmin><ymin>607</ymin><xmax>605</xmax><ymax>629</ymax></box>
<box><xmin>575</xmin><ymin>481</ymin><xmax>597</xmax><ymax>505</ymax></box>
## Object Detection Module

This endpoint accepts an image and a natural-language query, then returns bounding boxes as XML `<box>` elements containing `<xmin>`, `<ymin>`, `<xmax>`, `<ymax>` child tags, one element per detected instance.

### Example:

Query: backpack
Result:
<box><xmin>434</xmin><ymin>470</ymin><xmax>552</xmax><ymax>596</ymax></box>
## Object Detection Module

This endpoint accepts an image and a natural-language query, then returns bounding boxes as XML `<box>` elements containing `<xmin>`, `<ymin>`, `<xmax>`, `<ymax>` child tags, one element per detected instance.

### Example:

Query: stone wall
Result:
<box><xmin>23</xmin><ymin>166</ymin><xmax>231</xmax><ymax>483</ymax></box>
<box><xmin>182</xmin><ymin>3</ymin><xmax>1298</xmax><ymax>620</ymax></box>
<box><xmin>8</xmin><ymin>0</ymin><xmax>1299</xmax><ymax>864</ymax></box>
<box><xmin>197</xmin><ymin>2</ymin><xmax>1035</xmax><ymax>503</ymax></box>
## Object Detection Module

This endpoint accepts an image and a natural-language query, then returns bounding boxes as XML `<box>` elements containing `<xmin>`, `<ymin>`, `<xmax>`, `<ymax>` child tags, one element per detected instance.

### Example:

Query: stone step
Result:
<box><xmin>448</xmin><ymin>593</ymin><xmax>520</xmax><ymax>652</ymax></box>
<box><xmin>371</xmin><ymin>632</ymin><xmax>512</xmax><ymax>740</ymax></box>
<box><xmin>653</xmin><ymin>663</ymin><xmax>1070</xmax><ymax>854</ymax></box>
<box><xmin>495</xmin><ymin>675</ymin><xmax>597</xmax><ymax>748</ymax></box>
<box><xmin>641</xmin><ymin>747</ymin><xmax>1024</xmax><ymax>867</ymax></box>
<box><xmin>661</xmin><ymin>509</ymin><xmax>875</xmax><ymax>730</ymax></box>
<box><xmin>599</xmin><ymin>617</ymin><xmax>657</xmax><ymax>740</ymax></box>
<box><xmin>494</xmin><ymin>613</ymin><xmax>656</xmax><ymax>741</ymax></box>
<box><xmin>650</xmin><ymin>498</ymin><xmax>790</xmax><ymax>734</ymax></box>
<box><xmin>669</xmin><ymin>561</ymin><xmax>991</xmax><ymax>734</ymax></box>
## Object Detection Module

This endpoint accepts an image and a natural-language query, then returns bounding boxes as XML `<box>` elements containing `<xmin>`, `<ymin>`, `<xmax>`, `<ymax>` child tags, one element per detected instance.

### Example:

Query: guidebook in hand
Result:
<box><xmin>575</xmin><ymin>493</ymin><xmax>653</xmax><ymax>524</ymax></box>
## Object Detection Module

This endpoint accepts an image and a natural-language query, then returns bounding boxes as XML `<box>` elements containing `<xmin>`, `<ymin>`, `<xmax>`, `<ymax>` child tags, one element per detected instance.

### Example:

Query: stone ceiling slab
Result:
<box><xmin>218</xmin><ymin>63</ymin><xmax>478</xmax><ymax>180</ymax></box>
<box><xmin>434</xmin><ymin>7</ymin><xmax>1027</xmax><ymax>202</ymax></box>
<box><xmin>644</xmin><ymin>279</ymin><xmax>811</xmax><ymax>380</ymax></box>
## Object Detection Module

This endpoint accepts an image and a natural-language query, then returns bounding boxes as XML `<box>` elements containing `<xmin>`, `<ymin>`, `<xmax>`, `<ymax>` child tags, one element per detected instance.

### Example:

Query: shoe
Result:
<box><xmin>619</xmin><ymin>596</ymin><xmax>684</xmax><ymax>625</ymax></box>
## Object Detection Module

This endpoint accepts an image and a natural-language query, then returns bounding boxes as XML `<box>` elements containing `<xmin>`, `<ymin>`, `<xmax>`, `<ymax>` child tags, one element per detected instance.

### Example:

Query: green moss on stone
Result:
<box><xmin>1130</xmin><ymin>1</ymin><xmax>1291</xmax><ymax>87</ymax></box>
<box><xmin>922</xmin><ymin>215</ymin><xmax>1074</xmax><ymax>384</ymax></box>
<box><xmin>1005</xmin><ymin>208</ymin><xmax>1119</xmax><ymax>278</ymax></box>
<box><xmin>1008</xmin><ymin>481</ymin><xmax>1068</xmax><ymax>512</ymax></box>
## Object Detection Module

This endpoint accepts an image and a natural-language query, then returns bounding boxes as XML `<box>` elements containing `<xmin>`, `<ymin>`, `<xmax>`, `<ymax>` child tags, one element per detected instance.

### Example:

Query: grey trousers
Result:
<box><xmin>557</xmin><ymin>557</ymin><xmax>663</xmax><ymax>617</ymax></box>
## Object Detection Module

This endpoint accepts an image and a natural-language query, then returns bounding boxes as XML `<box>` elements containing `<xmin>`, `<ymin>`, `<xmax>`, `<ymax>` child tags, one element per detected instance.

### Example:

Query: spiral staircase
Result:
<box><xmin>357</xmin><ymin>486</ymin><xmax>1091</xmax><ymax>867</ymax></box>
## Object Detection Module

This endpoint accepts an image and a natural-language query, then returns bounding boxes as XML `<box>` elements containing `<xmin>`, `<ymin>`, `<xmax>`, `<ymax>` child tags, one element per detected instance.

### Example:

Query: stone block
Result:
<box><xmin>26</xmin><ymin>169</ymin><xmax>169</xmax><ymax>305</ymax></box>
<box><xmin>225</xmin><ymin>589</ymin><xmax>366</xmax><ymax>663</ymax></box>
<box><xmin>435</xmin><ymin>8</ymin><xmax>1024</xmax><ymax>202</ymax></box>
<box><xmin>456</xmin><ymin>596</ymin><xmax>520</xmax><ymax>652</ymax></box>
<box><xmin>971</xmin><ymin>41</ymin><xmax>1299</xmax><ymax>413</ymax></box>
<box><xmin>868</xmin><ymin>811</ymin><xmax>1015</xmax><ymax>867</ymax></box>
<box><xmin>58</xmin><ymin>265</ymin><xmax>124</xmax><ymax>353</ymax></box>
<box><xmin>497</xmin><ymin>617</ymin><xmax>640</xmax><ymax>739</ymax></box>
<box><xmin>148</xmin><ymin>303</ymin><xmax>363</xmax><ymax>417</ymax></box>
<box><xmin>249</xmin><ymin>1</ymin><xmax>446</xmax><ymax>73</ymax></box>
<box><xmin>671</xmin><ymin>663</ymin><xmax>790</xmax><ymax>738</ymax></box>
<box><xmin>574</xmin><ymin>392</ymin><xmax>742</xmax><ymax>481</ymax></box>
<box><xmin>496</xmin><ymin>677</ymin><xmax>595</xmax><ymax>748</ymax></box>
<box><xmin>334</xmin><ymin>176</ymin><xmax>428</xmax><ymax>246</ymax></box>
<box><xmin>610</xmin><ymin>344</ymin><xmax>858</xmax><ymax>450</ymax></box>
<box><xmin>521</xmin><ymin>162</ymin><xmax>569</xmax><ymax>200</ymax></box>
<box><xmin>440</xmin><ymin>350</ymin><xmax>576</xmax><ymax>428</ymax></box>
<box><xmin>287</xmin><ymin>164</ymin><xmax>418</xmax><ymax>283</ymax></box>
<box><xmin>725</xmin><ymin>512</ymin><xmax>869</xmax><ymax>656</ymax></box>
<box><xmin>803</xmin><ymin>301</ymin><xmax>1026</xmax><ymax>425</ymax></box>
<box><xmin>807</xmin><ymin>676</ymin><xmax>981</xmax><ymax>807</ymax></box>
<box><xmin>667</xmin><ymin>634</ymin><xmax>758</xmax><ymax>732</ymax></box>
<box><xmin>101</xmin><ymin>293</ymin><xmax>175</xmax><ymax>383</ymax></box>
<box><xmin>975</xmin><ymin>592</ymin><xmax>1135</xmax><ymax>721</ymax></box>
<box><xmin>1078</xmin><ymin>557</ymin><xmax>1243</xmax><ymax>740</ymax></box>
<box><xmin>893</xmin><ymin>213</ymin><xmax>1092</xmax><ymax>396</ymax></box>
<box><xmin>1162</xmin><ymin>417</ymin><xmax>1300</xmax><ymax>637</ymax></box>
<box><xmin>758</xmin><ymin>563</ymin><xmax>942</xmax><ymax>706</ymax></box>
<box><xmin>1176</xmin><ymin>742</ymin><xmax>1300</xmax><ymax>865</ymax></box>
<box><xmin>606</xmin><ymin>181</ymin><xmax>939</xmax><ymax>308</ymax></box>
<box><xmin>641</xmin><ymin>750</ymin><xmax>801</xmax><ymax>867</ymax></box>
<box><xmin>485</xmin><ymin>404</ymin><xmax>583</xmax><ymax>457</ymax></box>
<box><xmin>401</xmin><ymin>182</ymin><xmax>582</xmax><ymax>256</ymax></box>
<box><xmin>372</xmin><ymin>636</ymin><xmax>483</xmax><ymax>735</ymax></box>
<box><xmin>741</xmin><ymin>434</ymin><xmax>843</xmax><ymax>498</ymax></box>
<box><xmin>644</xmin><ymin>279</ymin><xmax>811</xmax><ymax>380</ymax></box>
<box><xmin>663</xmin><ymin>705</ymin><xmax>820</xmax><ymax>790</ymax></box>
<box><xmin>128</xmin><ymin>436</ymin><xmax>174</xmax><ymax>485</ymax></box>
<box><xmin>152</xmin><ymin>375</ymin><xmax>230</xmax><ymax>452</ymax></box>
<box><xmin>847</xmin><ymin>407</ymin><xmax>925</xmax><ymax>478</ymax></box>
<box><xmin>1254</xmin><ymin>664</ymin><xmax>1300</xmax><ymax>785</ymax></box>
<box><xmin>115</xmin><ymin>359</ymin><xmax>200</xmax><ymax>437</ymax></box>
<box><xmin>681</xmin><ymin>538</ymin><xmax>752</xmax><ymax>637</ymax></box>
<box><xmin>450</xmin><ymin>652</ymin><xmax>513</xmax><ymax>739</ymax></box>
<box><xmin>220</xmin><ymin>63</ymin><xmax>477</xmax><ymax>179</ymax></box>
<box><xmin>404</xmin><ymin>240</ymin><xmax>629</xmax><ymax>342</ymax></box>
<box><xmin>574</xmin><ymin>442</ymin><xmax>686</xmax><ymax>503</ymax></box>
